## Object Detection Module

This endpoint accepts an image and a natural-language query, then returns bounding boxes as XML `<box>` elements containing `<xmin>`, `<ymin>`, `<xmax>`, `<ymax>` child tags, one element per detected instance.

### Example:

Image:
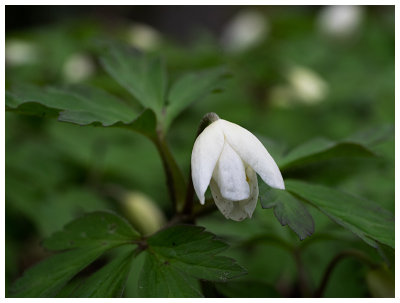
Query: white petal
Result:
<box><xmin>210</xmin><ymin>166</ymin><xmax>259</xmax><ymax>221</ymax></box>
<box><xmin>212</xmin><ymin>142</ymin><xmax>250</xmax><ymax>201</ymax></box>
<box><xmin>241</xmin><ymin>166</ymin><xmax>259</xmax><ymax>218</ymax></box>
<box><xmin>220</xmin><ymin>119</ymin><xmax>285</xmax><ymax>190</ymax></box>
<box><xmin>191</xmin><ymin>121</ymin><xmax>225</xmax><ymax>204</ymax></box>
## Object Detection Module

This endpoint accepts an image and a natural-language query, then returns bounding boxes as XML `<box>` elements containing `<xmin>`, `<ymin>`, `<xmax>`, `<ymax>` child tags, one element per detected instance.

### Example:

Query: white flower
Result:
<box><xmin>5</xmin><ymin>39</ymin><xmax>39</xmax><ymax>66</ymax></box>
<box><xmin>317</xmin><ymin>6</ymin><xmax>364</xmax><ymax>40</ymax></box>
<box><xmin>127</xmin><ymin>23</ymin><xmax>161</xmax><ymax>51</ymax></box>
<box><xmin>221</xmin><ymin>10</ymin><xmax>269</xmax><ymax>54</ymax></box>
<box><xmin>191</xmin><ymin>118</ymin><xmax>284</xmax><ymax>221</ymax></box>
<box><xmin>287</xmin><ymin>65</ymin><xmax>328</xmax><ymax>104</ymax></box>
<box><xmin>63</xmin><ymin>53</ymin><xmax>95</xmax><ymax>83</ymax></box>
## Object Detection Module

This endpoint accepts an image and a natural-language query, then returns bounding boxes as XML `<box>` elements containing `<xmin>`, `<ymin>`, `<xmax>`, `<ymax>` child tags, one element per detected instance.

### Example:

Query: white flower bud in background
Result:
<box><xmin>317</xmin><ymin>5</ymin><xmax>364</xmax><ymax>40</ymax></box>
<box><xmin>127</xmin><ymin>23</ymin><xmax>161</xmax><ymax>51</ymax></box>
<box><xmin>191</xmin><ymin>117</ymin><xmax>284</xmax><ymax>221</ymax></box>
<box><xmin>63</xmin><ymin>53</ymin><xmax>95</xmax><ymax>83</ymax></box>
<box><xmin>287</xmin><ymin>65</ymin><xmax>328</xmax><ymax>104</ymax></box>
<box><xmin>269</xmin><ymin>65</ymin><xmax>328</xmax><ymax>108</ymax></box>
<box><xmin>221</xmin><ymin>10</ymin><xmax>269</xmax><ymax>53</ymax></box>
<box><xmin>123</xmin><ymin>191</ymin><xmax>166</xmax><ymax>236</ymax></box>
<box><xmin>5</xmin><ymin>39</ymin><xmax>39</xmax><ymax>66</ymax></box>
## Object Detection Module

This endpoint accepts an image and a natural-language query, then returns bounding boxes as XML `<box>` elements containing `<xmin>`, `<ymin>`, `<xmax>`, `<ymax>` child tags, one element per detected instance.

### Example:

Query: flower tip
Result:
<box><xmin>274</xmin><ymin>180</ymin><xmax>286</xmax><ymax>190</ymax></box>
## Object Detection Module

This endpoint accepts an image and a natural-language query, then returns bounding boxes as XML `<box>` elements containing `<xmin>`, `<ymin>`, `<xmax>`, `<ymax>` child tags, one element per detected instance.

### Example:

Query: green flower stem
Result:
<box><xmin>314</xmin><ymin>249</ymin><xmax>378</xmax><ymax>297</ymax></box>
<box><xmin>153</xmin><ymin>133</ymin><xmax>186</xmax><ymax>213</ymax></box>
<box><xmin>293</xmin><ymin>249</ymin><xmax>312</xmax><ymax>297</ymax></box>
<box><xmin>148</xmin><ymin>112</ymin><xmax>220</xmax><ymax>216</ymax></box>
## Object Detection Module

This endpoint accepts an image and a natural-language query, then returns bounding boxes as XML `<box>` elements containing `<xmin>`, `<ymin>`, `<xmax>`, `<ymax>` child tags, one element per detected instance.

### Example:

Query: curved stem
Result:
<box><xmin>293</xmin><ymin>249</ymin><xmax>312</xmax><ymax>297</ymax></box>
<box><xmin>314</xmin><ymin>249</ymin><xmax>378</xmax><ymax>297</ymax></box>
<box><xmin>153</xmin><ymin>133</ymin><xmax>186</xmax><ymax>213</ymax></box>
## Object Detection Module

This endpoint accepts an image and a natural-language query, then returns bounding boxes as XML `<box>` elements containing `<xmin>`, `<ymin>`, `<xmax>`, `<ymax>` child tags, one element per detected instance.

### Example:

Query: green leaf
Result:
<box><xmin>124</xmin><ymin>250</ymin><xmax>147</xmax><ymax>297</ymax></box>
<box><xmin>10</xmin><ymin>247</ymin><xmax>105</xmax><ymax>297</ymax></box>
<box><xmin>55</xmin><ymin>276</ymin><xmax>85</xmax><ymax>298</ymax></box>
<box><xmin>347</xmin><ymin>124</ymin><xmax>394</xmax><ymax>147</ymax></box>
<box><xmin>259</xmin><ymin>183</ymin><xmax>314</xmax><ymax>240</ymax></box>
<box><xmin>148</xmin><ymin>225</ymin><xmax>245</xmax><ymax>281</ymax></box>
<box><xmin>279</xmin><ymin>137</ymin><xmax>376</xmax><ymax>171</ymax></box>
<box><xmin>165</xmin><ymin>67</ymin><xmax>227</xmax><ymax>129</ymax></box>
<box><xmin>71</xmin><ymin>248</ymin><xmax>135</xmax><ymax>297</ymax></box>
<box><xmin>139</xmin><ymin>225</ymin><xmax>247</xmax><ymax>297</ymax></box>
<box><xmin>285</xmin><ymin>180</ymin><xmax>395</xmax><ymax>248</ymax></box>
<box><xmin>100</xmin><ymin>44</ymin><xmax>167</xmax><ymax>116</ymax></box>
<box><xmin>214</xmin><ymin>280</ymin><xmax>280</xmax><ymax>298</ymax></box>
<box><xmin>6</xmin><ymin>85</ymin><xmax>136</xmax><ymax>125</ymax></box>
<box><xmin>147</xmin><ymin>224</ymin><xmax>228</xmax><ymax>259</ymax></box>
<box><xmin>6</xmin><ymin>84</ymin><xmax>157</xmax><ymax>137</ymax></box>
<box><xmin>138</xmin><ymin>252</ymin><xmax>203</xmax><ymax>298</ymax></box>
<box><xmin>113</xmin><ymin>108</ymin><xmax>157</xmax><ymax>138</ymax></box>
<box><xmin>172</xmin><ymin>256</ymin><xmax>247</xmax><ymax>282</ymax></box>
<box><xmin>11</xmin><ymin>212</ymin><xmax>140</xmax><ymax>298</ymax></box>
<box><xmin>44</xmin><ymin>211</ymin><xmax>140</xmax><ymax>251</ymax></box>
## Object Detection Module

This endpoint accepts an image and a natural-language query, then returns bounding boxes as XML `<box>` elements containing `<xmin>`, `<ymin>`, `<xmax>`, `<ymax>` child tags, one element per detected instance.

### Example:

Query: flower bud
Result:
<box><xmin>63</xmin><ymin>53</ymin><xmax>95</xmax><ymax>83</ymax></box>
<box><xmin>317</xmin><ymin>6</ymin><xmax>364</xmax><ymax>40</ymax></box>
<box><xmin>5</xmin><ymin>39</ymin><xmax>38</xmax><ymax>66</ymax></box>
<box><xmin>221</xmin><ymin>10</ymin><xmax>268</xmax><ymax>53</ymax></box>
<box><xmin>122</xmin><ymin>191</ymin><xmax>166</xmax><ymax>236</ymax></box>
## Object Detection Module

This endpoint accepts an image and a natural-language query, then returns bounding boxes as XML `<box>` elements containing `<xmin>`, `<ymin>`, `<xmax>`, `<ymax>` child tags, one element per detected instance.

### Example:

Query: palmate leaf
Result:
<box><xmin>279</xmin><ymin>137</ymin><xmax>377</xmax><ymax>171</ymax></box>
<box><xmin>347</xmin><ymin>123</ymin><xmax>394</xmax><ymax>147</ymax></box>
<box><xmin>70</xmin><ymin>248</ymin><xmax>135</xmax><ymax>298</ymax></box>
<box><xmin>10</xmin><ymin>212</ymin><xmax>140</xmax><ymax>298</ymax></box>
<box><xmin>139</xmin><ymin>225</ymin><xmax>247</xmax><ymax>297</ymax></box>
<box><xmin>215</xmin><ymin>280</ymin><xmax>280</xmax><ymax>298</ymax></box>
<box><xmin>259</xmin><ymin>182</ymin><xmax>314</xmax><ymax>240</ymax></box>
<box><xmin>285</xmin><ymin>180</ymin><xmax>395</xmax><ymax>248</ymax></box>
<box><xmin>10</xmin><ymin>247</ymin><xmax>106</xmax><ymax>298</ymax></box>
<box><xmin>100</xmin><ymin>43</ymin><xmax>227</xmax><ymax>130</ymax></box>
<box><xmin>100</xmin><ymin>43</ymin><xmax>167</xmax><ymax>116</ymax></box>
<box><xmin>6</xmin><ymin>85</ymin><xmax>157</xmax><ymax>137</ymax></box>
<box><xmin>43</xmin><ymin>211</ymin><xmax>140</xmax><ymax>251</ymax></box>
<box><xmin>138</xmin><ymin>253</ymin><xmax>203</xmax><ymax>298</ymax></box>
<box><xmin>11</xmin><ymin>213</ymin><xmax>246</xmax><ymax>298</ymax></box>
<box><xmin>147</xmin><ymin>223</ymin><xmax>228</xmax><ymax>259</ymax></box>
<box><xmin>165</xmin><ymin>67</ymin><xmax>228</xmax><ymax>129</ymax></box>
<box><xmin>7</xmin><ymin>44</ymin><xmax>227</xmax><ymax>135</ymax></box>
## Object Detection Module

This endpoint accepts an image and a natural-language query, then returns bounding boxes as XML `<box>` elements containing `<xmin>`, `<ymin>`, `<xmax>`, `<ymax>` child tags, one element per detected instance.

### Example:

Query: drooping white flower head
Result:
<box><xmin>191</xmin><ymin>117</ymin><xmax>284</xmax><ymax>221</ymax></box>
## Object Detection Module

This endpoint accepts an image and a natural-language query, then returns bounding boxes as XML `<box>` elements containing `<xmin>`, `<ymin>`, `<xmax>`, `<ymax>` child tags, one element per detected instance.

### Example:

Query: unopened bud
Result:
<box><xmin>122</xmin><ymin>191</ymin><xmax>166</xmax><ymax>236</ymax></box>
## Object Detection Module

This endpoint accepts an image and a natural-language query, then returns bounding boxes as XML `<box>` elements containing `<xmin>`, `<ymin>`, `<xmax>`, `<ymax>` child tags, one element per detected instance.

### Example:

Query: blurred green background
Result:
<box><xmin>5</xmin><ymin>5</ymin><xmax>394</xmax><ymax>297</ymax></box>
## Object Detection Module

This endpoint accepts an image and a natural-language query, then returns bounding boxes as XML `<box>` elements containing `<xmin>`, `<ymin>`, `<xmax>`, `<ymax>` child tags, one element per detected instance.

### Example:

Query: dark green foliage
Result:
<box><xmin>70</xmin><ymin>248</ymin><xmax>135</xmax><ymax>298</ymax></box>
<box><xmin>279</xmin><ymin>137</ymin><xmax>376</xmax><ymax>171</ymax></box>
<box><xmin>5</xmin><ymin>7</ymin><xmax>394</xmax><ymax>298</ymax></box>
<box><xmin>10</xmin><ymin>212</ymin><xmax>140</xmax><ymax>298</ymax></box>
<box><xmin>10</xmin><ymin>213</ymin><xmax>246</xmax><ymax>298</ymax></box>
<box><xmin>139</xmin><ymin>225</ymin><xmax>247</xmax><ymax>297</ymax></box>
<box><xmin>259</xmin><ymin>184</ymin><xmax>314</xmax><ymax>240</ymax></box>
<box><xmin>286</xmin><ymin>180</ymin><xmax>395</xmax><ymax>248</ymax></box>
<box><xmin>43</xmin><ymin>211</ymin><xmax>140</xmax><ymax>251</ymax></box>
<box><xmin>10</xmin><ymin>247</ymin><xmax>107</xmax><ymax>297</ymax></box>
